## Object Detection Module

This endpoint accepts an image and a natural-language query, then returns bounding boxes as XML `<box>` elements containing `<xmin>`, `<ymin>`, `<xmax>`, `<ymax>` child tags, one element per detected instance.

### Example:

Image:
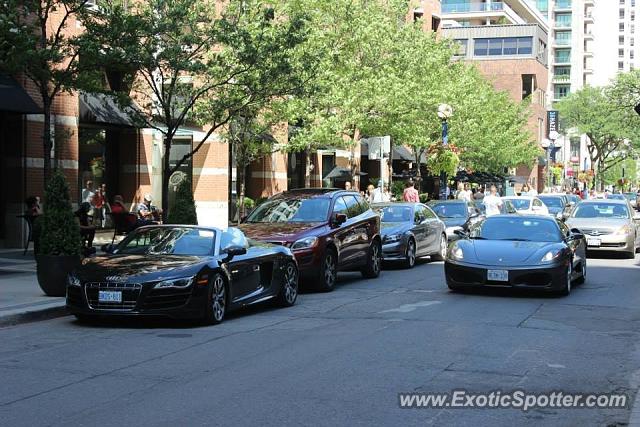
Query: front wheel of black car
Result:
<box><xmin>203</xmin><ymin>272</ymin><xmax>227</xmax><ymax>325</ymax></box>
<box><xmin>316</xmin><ymin>248</ymin><xmax>338</xmax><ymax>292</ymax></box>
<box><xmin>403</xmin><ymin>238</ymin><xmax>416</xmax><ymax>269</ymax></box>
<box><xmin>276</xmin><ymin>261</ymin><xmax>298</xmax><ymax>307</ymax></box>
<box><xmin>559</xmin><ymin>264</ymin><xmax>572</xmax><ymax>296</ymax></box>
<box><xmin>361</xmin><ymin>240</ymin><xmax>382</xmax><ymax>279</ymax></box>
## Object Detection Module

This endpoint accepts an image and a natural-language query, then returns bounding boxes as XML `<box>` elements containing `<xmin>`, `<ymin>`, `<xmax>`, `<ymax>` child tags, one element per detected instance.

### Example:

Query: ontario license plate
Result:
<box><xmin>98</xmin><ymin>291</ymin><xmax>122</xmax><ymax>303</ymax></box>
<box><xmin>587</xmin><ymin>238</ymin><xmax>601</xmax><ymax>247</ymax></box>
<box><xmin>487</xmin><ymin>269</ymin><xmax>509</xmax><ymax>282</ymax></box>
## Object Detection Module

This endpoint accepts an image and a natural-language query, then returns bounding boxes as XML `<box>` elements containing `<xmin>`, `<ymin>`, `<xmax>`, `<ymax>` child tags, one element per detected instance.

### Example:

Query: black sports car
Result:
<box><xmin>66</xmin><ymin>225</ymin><xmax>299</xmax><ymax>324</ymax></box>
<box><xmin>445</xmin><ymin>215</ymin><xmax>587</xmax><ymax>295</ymax></box>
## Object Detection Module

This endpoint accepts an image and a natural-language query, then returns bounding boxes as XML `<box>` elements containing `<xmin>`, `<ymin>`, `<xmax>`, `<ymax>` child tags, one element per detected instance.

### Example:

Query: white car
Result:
<box><xmin>501</xmin><ymin>196</ymin><xmax>550</xmax><ymax>216</ymax></box>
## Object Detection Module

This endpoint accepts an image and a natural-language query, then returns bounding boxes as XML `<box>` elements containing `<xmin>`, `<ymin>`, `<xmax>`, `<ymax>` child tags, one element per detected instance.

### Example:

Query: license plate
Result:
<box><xmin>487</xmin><ymin>269</ymin><xmax>509</xmax><ymax>282</ymax></box>
<box><xmin>587</xmin><ymin>238</ymin><xmax>601</xmax><ymax>247</ymax></box>
<box><xmin>98</xmin><ymin>291</ymin><xmax>122</xmax><ymax>303</ymax></box>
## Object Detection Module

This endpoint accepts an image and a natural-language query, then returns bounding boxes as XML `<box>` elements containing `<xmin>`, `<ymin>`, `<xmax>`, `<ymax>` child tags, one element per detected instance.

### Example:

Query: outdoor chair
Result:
<box><xmin>108</xmin><ymin>212</ymin><xmax>138</xmax><ymax>244</ymax></box>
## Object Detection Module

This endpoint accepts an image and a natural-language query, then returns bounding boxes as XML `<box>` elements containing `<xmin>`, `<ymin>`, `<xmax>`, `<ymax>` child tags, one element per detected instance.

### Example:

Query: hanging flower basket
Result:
<box><xmin>577</xmin><ymin>172</ymin><xmax>593</xmax><ymax>183</ymax></box>
<box><xmin>618</xmin><ymin>178</ymin><xmax>630</xmax><ymax>186</ymax></box>
<box><xmin>427</xmin><ymin>143</ymin><xmax>460</xmax><ymax>177</ymax></box>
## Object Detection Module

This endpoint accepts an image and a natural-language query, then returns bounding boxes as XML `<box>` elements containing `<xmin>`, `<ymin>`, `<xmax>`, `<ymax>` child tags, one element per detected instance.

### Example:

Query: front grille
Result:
<box><xmin>580</xmin><ymin>228</ymin><xmax>613</xmax><ymax>236</ymax></box>
<box><xmin>141</xmin><ymin>288</ymin><xmax>191</xmax><ymax>310</ymax></box>
<box><xmin>600</xmin><ymin>242</ymin><xmax>626</xmax><ymax>248</ymax></box>
<box><xmin>512</xmin><ymin>272</ymin><xmax>552</xmax><ymax>286</ymax></box>
<box><xmin>85</xmin><ymin>282</ymin><xmax>142</xmax><ymax>311</ymax></box>
<box><xmin>449</xmin><ymin>268</ymin><xmax>484</xmax><ymax>284</ymax></box>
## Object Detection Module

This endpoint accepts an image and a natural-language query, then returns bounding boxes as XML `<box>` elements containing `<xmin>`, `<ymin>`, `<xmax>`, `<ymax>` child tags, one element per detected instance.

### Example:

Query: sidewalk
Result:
<box><xmin>0</xmin><ymin>230</ymin><xmax>121</xmax><ymax>326</ymax></box>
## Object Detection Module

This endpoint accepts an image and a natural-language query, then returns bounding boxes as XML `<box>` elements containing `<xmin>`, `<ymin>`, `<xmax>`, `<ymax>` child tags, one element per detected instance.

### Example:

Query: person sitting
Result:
<box><xmin>75</xmin><ymin>200</ymin><xmax>96</xmax><ymax>256</ymax></box>
<box><xmin>137</xmin><ymin>194</ymin><xmax>160</xmax><ymax>226</ymax></box>
<box><xmin>110</xmin><ymin>195</ymin><xmax>137</xmax><ymax>229</ymax></box>
<box><xmin>25</xmin><ymin>196</ymin><xmax>42</xmax><ymax>217</ymax></box>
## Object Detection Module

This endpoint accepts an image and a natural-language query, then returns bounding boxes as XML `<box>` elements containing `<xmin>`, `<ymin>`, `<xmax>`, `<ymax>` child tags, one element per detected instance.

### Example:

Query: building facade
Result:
<box><xmin>441</xmin><ymin>0</ymin><xmax>550</xmax><ymax>191</ymax></box>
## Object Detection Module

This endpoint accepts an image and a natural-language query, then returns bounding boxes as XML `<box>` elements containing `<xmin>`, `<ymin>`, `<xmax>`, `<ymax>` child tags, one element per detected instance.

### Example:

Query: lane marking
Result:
<box><xmin>547</xmin><ymin>363</ymin><xmax>566</xmax><ymax>369</ymax></box>
<box><xmin>380</xmin><ymin>301</ymin><xmax>442</xmax><ymax>313</ymax></box>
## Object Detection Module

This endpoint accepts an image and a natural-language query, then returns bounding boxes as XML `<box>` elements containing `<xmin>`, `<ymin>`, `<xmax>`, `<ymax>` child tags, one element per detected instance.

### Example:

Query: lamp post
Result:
<box><xmin>437</xmin><ymin>103</ymin><xmax>453</xmax><ymax>200</ymax></box>
<box><xmin>541</xmin><ymin>131</ymin><xmax>559</xmax><ymax>191</ymax></box>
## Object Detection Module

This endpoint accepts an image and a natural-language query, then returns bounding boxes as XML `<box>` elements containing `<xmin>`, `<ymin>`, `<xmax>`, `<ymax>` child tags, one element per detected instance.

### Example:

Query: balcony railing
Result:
<box><xmin>442</xmin><ymin>1</ymin><xmax>506</xmax><ymax>14</ymax></box>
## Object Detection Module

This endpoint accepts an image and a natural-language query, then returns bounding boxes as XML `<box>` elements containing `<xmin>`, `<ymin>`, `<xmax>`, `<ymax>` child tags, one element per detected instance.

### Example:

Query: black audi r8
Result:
<box><xmin>66</xmin><ymin>225</ymin><xmax>299</xmax><ymax>324</ymax></box>
<box><xmin>445</xmin><ymin>215</ymin><xmax>587</xmax><ymax>296</ymax></box>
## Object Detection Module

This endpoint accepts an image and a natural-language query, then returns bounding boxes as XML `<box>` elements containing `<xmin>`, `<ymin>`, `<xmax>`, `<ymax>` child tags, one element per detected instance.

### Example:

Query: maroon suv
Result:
<box><xmin>239</xmin><ymin>189</ymin><xmax>382</xmax><ymax>291</ymax></box>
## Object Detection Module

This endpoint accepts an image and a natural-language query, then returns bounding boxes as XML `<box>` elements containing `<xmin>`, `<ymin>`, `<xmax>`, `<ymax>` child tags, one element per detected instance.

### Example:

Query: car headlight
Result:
<box><xmin>614</xmin><ymin>225</ymin><xmax>631</xmax><ymax>235</ymax></box>
<box><xmin>540</xmin><ymin>250</ymin><xmax>561</xmax><ymax>263</ymax></box>
<box><xmin>154</xmin><ymin>276</ymin><xmax>194</xmax><ymax>289</ymax></box>
<box><xmin>67</xmin><ymin>273</ymin><xmax>81</xmax><ymax>287</ymax></box>
<box><xmin>291</xmin><ymin>236</ymin><xmax>318</xmax><ymax>251</ymax></box>
<box><xmin>450</xmin><ymin>246</ymin><xmax>464</xmax><ymax>260</ymax></box>
<box><xmin>383</xmin><ymin>234</ymin><xmax>401</xmax><ymax>243</ymax></box>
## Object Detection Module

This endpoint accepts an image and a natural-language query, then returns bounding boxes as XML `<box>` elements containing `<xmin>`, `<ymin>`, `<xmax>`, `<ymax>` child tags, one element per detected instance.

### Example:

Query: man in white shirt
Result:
<box><xmin>483</xmin><ymin>185</ymin><xmax>503</xmax><ymax>216</ymax></box>
<box><xmin>457</xmin><ymin>183</ymin><xmax>472</xmax><ymax>202</ymax></box>
<box><xmin>372</xmin><ymin>180</ymin><xmax>387</xmax><ymax>203</ymax></box>
<box><xmin>81</xmin><ymin>180</ymin><xmax>95</xmax><ymax>205</ymax></box>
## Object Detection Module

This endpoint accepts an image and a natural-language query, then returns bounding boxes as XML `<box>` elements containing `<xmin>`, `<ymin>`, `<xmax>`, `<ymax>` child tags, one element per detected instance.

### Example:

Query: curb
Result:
<box><xmin>0</xmin><ymin>303</ymin><xmax>69</xmax><ymax>328</ymax></box>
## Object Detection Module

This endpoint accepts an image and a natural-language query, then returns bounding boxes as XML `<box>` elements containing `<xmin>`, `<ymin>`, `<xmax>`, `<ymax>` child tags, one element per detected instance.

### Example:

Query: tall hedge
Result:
<box><xmin>167</xmin><ymin>178</ymin><xmax>198</xmax><ymax>225</ymax></box>
<box><xmin>38</xmin><ymin>171</ymin><xmax>81</xmax><ymax>256</ymax></box>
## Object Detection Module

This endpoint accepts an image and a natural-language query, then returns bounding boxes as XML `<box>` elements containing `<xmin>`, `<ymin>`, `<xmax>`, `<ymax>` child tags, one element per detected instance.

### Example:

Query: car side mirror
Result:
<box><xmin>569</xmin><ymin>231</ymin><xmax>584</xmax><ymax>241</ymax></box>
<box><xmin>223</xmin><ymin>245</ymin><xmax>247</xmax><ymax>261</ymax></box>
<box><xmin>332</xmin><ymin>213</ymin><xmax>347</xmax><ymax>227</ymax></box>
<box><xmin>102</xmin><ymin>243</ymin><xmax>117</xmax><ymax>254</ymax></box>
<box><xmin>453</xmin><ymin>229</ymin><xmax>468</xmax><ymax>238</ymax></box>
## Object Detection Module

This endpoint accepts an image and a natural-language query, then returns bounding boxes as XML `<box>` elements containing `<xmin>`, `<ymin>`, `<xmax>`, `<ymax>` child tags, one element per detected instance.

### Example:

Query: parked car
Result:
<box><xmin>502</xmin><ymin>196</ymin><xmax>550</xmax><ymax>216</ymax></box>
<box><xmin>565</xmin><ymin>194</ymin><xmax>581</xmax><ymax>206</ymax></box>
<box><xmin>565</xmin><ymin>199</ymin><xmax>640</xmax><ymax>258</ymax></box>
<box><xmin>623</xmin><ymin>192</ymin><xmax>638</xmax><ymax>210</ymax></box>
<box><xmin>445</xmin><ymin>215</ymin><xmax>587</xmax><ymax>296</ymax></box>
<box><xmin>372</xmin><ymin>202</ymin><xmax>446</xmax><ymax>268</ymax></box>
<box><xmin>428</xmin><ymin>199</ymin><xmax>484</xmax><ymax>241</ymax></box>
<box><xmin>240</xmin><ymin>189</ymin><xmax>381</xmax><ymax>291</ymax></box>
<box><xmin>538</xmin><ymin>195</ymin><xmax>572</xmax><ymax>220</ymax></box>
<box><xmin>66</xmin><ymin>226</ymin><xmax>299</xmax><ymax>324</ymax></box>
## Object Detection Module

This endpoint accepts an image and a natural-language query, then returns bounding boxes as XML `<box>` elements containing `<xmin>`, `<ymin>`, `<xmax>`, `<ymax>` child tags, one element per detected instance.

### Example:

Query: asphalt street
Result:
<box><xmin>1</xmin><ymin>254</ymin><xmax>640</xmax><ymax>426</ymax></box>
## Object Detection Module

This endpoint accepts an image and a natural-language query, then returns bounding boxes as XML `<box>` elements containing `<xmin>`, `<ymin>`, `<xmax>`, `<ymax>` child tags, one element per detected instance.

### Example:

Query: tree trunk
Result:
<box><xmin>304</xmin><ymin>148</ymin><xmax>311</xmax><ymax>188</ymax></box>
<box><xmin>162</xmin><ymin>137</ymin><xmax>172</xmax><ymax>219</ymax></box>
<box><xmin>42</xmin><ymin>97</ymin><xmax>52</xmax><ymax>183</ymax></box>
<box><xmin>236</xmin><ymin>164</ymin><xmax>246</xmax><ymax>225</ymax></box>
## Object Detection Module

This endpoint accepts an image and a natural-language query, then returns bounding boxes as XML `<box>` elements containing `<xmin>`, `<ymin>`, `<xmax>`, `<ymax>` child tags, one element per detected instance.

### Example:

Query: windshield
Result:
<box><xmin>246</xmin><ymin>198</ymin><xmax>331</xmax><ymax>223</ymax></box>
<box><xmin>624</xmin><ymin>193</ymin><xmax>636</xmax><ymax>201</ymax></box>
<box><xmin>572</xmin><ymin>203</ymin><xmax>630</xmax><ymax>219</ymax></box>
<box><xmin>117</xmin><ymin>227</ymin><xmax>215</xmax><ymax>256</ymax></box>
<box><xmin>539</xmin><ymin>197</ymin><xmax>564</xmax><ymax>208</ymax></box>
<box><xmin>470</xmin><ymin>217</ymin><xmax>562</xmax><ymax>242</ymax></box>
<box><xmin>607</xmin><ymin>194</ymin><xmax>626</xmax><ymax>201</ymax></box>
<box><xmin>430</xmin><ymin>203</ymin><xmax>467</xmax><ymax>218</ymax></box>
<box><xmin>504</xmin><ymin>199</ymin><xmax>531</xmax><ymax>210</ymax></box>
<box><xmin>376</xmin><ymin>205</ymin><xmax>413</xmax><ymax>223</ymax></box>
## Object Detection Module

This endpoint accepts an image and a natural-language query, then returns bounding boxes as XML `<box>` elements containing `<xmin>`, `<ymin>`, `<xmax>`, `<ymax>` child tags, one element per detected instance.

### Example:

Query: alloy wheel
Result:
<box><xmin>283</xmin><ymin>263</ymin><xmax>298</xmax><ymax>305</ymax></box>
<box><xmin>406</xmin><ymin>240</ymin><xmax>416</xmax><ymax>268</ymax></box>
<box><xmin>324</xmin><ymin>252</ymin><xmax>336</xmax><ymax>289</ymax></box>
<box><xmin>212</xmin><ymin>275</ymin><xmax>226</xmax><ymax>322</ymax></box>
<box><xmin>440</xmin><ymin>235</ymin><xmax>447</xmax><ymax>259</ymax></box>
<box><xmin>371</xmin><ymin>243</ymin><xmax>381</xmax><ymax>275</ymax></box>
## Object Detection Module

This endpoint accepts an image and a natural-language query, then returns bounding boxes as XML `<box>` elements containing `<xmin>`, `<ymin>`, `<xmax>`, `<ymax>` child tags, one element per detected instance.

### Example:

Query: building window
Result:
<box><xmin>621</xmin><ymin>0</ymin><xmax>625</xmax><ymax>4</ymax></box>
<box><xmin>413</xmin><ymin>10</ymin><xmax>423</xmax><ymax>22</ymax></box>
<box><xmin>632</xmin><ymin>37</ymin><xmax>636</xmax><ymax>46</ymax></box>
<box><xmin>620</xmin><ymin>48</ymin><xmax>625</xmax><ymax>57</ymax></box>
<box><xmin>473</xmin><ymin>37</ymin><xmax>533</xmax><ymax>57</ymax></box>
<box><xmin>554</xmin><ymin>66</ymin><xmax>571</xmax><ymax>81</ymax></box>
<box><xmin>453</xmin><ymin>39</ymin><xmax>468</xmax><ymax>56</ymax></box>
<box><xmin>620</xmin><ymin>9</ymin><xmax>625</xmax><ymax>19</ymax></box>
<box><xmin>554</xmin><ymin>48</ymin><xmax>571</xmax><ymax>63</ymax></box>
<box><xmin>555</xmin><ymin>13</ymin><xmax>572</xmax><ymax>27</ymax></box>
<box><xmin>631</xmin><ymin>51</ymin><xmax>635</xmax><ymax>59</ymax></box>
<box><xmin>632</xmin><ymin>11</ymin><xmax>636</xmax><ymax>21</ymax></box>
<box><xmin>620</xmin><ymin>35</ymin><xmax>625</xmax><ymax>44</ymax></box>
<box><xmin>522</xmin><ymin>74</ymin><xmax>536</xmax><ymax>100</ymax></box>
<box><xmin>554</xmin><ymin>84</ymin><xmax>570</xmax><ymax>99</ymax></box>
<box><xmin>619</xmin><ymin>61</ymin><xmax>625</xmax><ymax>70</ymax></box>
<box><xmin>570</xmin><ymin>137</ymin><xmax>580</xmax><ymax>159</ymax></box>
<box><xmin>556</xmin><ymin>30</ymin><xmax>571</xmax><ymax>45</ymax></box>
<box><xmin>620</xmin><ymin>22</ymin><xmax>625</xmax><ymax>31</ymax></box>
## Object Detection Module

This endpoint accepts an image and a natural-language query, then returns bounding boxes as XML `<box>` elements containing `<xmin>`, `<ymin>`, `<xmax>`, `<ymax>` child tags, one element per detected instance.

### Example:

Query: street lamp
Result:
<box><xmin>541</xmin><ymin>131</ymin><xmax>559</xmax><ymax>191</ymax></box>
<box><xmin>437</xmin><ymin>103</ymin><xmax>453</xmax><ymax>200</ymax></box>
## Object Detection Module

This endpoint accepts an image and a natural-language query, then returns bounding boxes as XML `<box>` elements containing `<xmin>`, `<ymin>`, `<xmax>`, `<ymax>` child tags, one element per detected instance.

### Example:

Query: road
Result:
<box><xmin>1</xmin><ymin>254</ymin><xmax>640</xmax><ymax>426</ymax></box>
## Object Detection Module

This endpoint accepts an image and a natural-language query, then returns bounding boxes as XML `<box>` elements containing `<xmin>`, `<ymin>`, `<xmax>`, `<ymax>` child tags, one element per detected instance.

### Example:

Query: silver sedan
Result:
<box><xmin>565</xmin><ymin>199</ymin><xmax>640</xmax><ymax>258</ymax></box>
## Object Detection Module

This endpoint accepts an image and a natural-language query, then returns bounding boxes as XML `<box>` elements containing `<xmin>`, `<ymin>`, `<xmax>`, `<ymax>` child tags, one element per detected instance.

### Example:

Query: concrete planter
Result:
<box><xmin>36</xmin><ymin>255</ymin><xmax>80</xmax><ymax>297</ymax></box>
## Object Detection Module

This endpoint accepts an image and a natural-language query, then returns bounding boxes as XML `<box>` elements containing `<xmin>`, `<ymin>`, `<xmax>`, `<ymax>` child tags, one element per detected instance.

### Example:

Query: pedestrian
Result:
<box><xmin>483</xmin><ymin>185</ymin><xmax>503</xmax><ymax>217</ymax></box>
<box><xmin>366</xmin><ymin>184</ymin><xmax>375</xmax><ymax>203</ymax></box>
<box><xmin>75</xmin><ymin>198</ymin><xmax>96</xmax><ymax>256</ymax></box>
<box><xmin>473</xmin><ymin>186</ymin><xmax>485</xmax><ymax>200</ymax></box>
<box><xmin>457</xmin><ymin>183</ymin><xmax>471</xmax><ymax>202</ymax></box>
<box><xmin>93</xmin><ymin>184</ymin><xmax>106</xmax><ymax>228</ymax></box>
<box><xmin>372</xmin><ymin>180</ymin><xmax>386</xmax><ymax>203</ymax></box>
<box><xmin>81</xmin><ymin>180</ymin><xmax>95</xmax><ymax>204</ymax></box>
<box><xmin>403</xmin><ymin>180</ymin><xmax>419</xmax><ymax>202</ymax></box>
<box><xmin>137</xmin><ymin>194</ymin><xmax>162</xmax><ymax>224</ymax></box>
<box><xmin>344</xmin><ymin>181</ymin><xmax>352</xmax><ymax>191</ymax></box>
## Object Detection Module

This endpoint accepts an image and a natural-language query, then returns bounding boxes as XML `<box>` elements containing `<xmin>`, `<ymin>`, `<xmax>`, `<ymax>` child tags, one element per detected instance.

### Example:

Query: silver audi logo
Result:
<box><xmin>105</xmin><ymin>275</ymin><xmax>127</xmax><ymax>282</ymax></box>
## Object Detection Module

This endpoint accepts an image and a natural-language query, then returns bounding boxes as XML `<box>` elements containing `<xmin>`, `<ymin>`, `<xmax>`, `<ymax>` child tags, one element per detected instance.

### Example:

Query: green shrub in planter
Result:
<box><xmin>237</xmin><ymin>196</ymin><xmax>255</xmax><ymax>210</ymax></box>
<box><xmin>391</xmin><ymin>181</ymin><xmax>405</xmax><ymax>200</ymax></box>
<box><xmin>419</xmin><ymin>193</ymin><xmax>430</xmax><ymax>203</ymax></box>
<box><xmin>36</xmin><ymin>171</ymin><xmax>81</xmax><ymax>297</ymax></box>
<box><xmin>167</xmin><ymin>178</ymin><xmax>198</xmax><ymax>225</ymax></box>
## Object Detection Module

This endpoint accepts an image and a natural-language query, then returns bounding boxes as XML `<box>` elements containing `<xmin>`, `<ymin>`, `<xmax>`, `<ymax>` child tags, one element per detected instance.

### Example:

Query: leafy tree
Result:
<box><xmin>37</xmin><ymin>170</ymin><xmax>81</xmax><ymax>256</ymax></box>
<box><xmin>0</xmin><ymin>0</ymin><xmax>100</xmax><ymax>182</ymax></box>
<box><xmin>166</xmin><ymin>178</ymin><xmax>197</xmax><ymax>225</ymax></box>
<box><xmin>556</xmin><ymin>86</ymin><xmax>640</xmax><ymax>189</ymax></box>
<box><xmin>80</xmin><ymin>0</ymin><xmax>312</xmax><ymax>216</ymax></box>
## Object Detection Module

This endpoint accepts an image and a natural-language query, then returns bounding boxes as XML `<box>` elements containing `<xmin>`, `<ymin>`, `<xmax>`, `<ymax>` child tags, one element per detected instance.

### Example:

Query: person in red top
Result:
<box><xmin>403</xmin><ymin>180</ymin><xmax>419</xmax><ymax>202</ymax></box>
<box><xmin>110</xmin><ymin>195</ymin><xmax>137</xmax><ymax>230</ymax></box>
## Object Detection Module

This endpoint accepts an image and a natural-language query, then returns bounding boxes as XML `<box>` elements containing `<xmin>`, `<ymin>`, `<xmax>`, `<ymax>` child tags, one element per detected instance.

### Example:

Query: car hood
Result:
<box><xmin>566</xmin><ymin>218</ymin><xmax>630</xmax><ymax>232</ymax></box>
<box><xmin>457</xmin><ymin>239</ymin><xmax>561</xmax><ymax>265</ymax></box>
<box><xmin>239</xmin><ymin>222</ymin><xmax>326</xmax><ymax>243</ymax></box>
<box><xmin>75</xmin><ymin>254</ymin><xmax>208</xmax><ymax>282</ymax></box>
<box><xmin>381</xmin><ymin>222</ymin><xmax>411</xmax><ymax>236</ymax></box>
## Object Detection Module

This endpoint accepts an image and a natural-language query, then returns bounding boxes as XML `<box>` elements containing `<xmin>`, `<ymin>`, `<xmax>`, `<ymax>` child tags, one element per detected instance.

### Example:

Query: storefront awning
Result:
<box><xmin>79</xmin><ymin>92</ymin><xmax>141</xmax><ymax>127</ymax></box>
<box><xmin>360</xmin><ymin>141</ymin><xmax>415</xmax><ymax>161</ymax></box>
<box><xmin>0</xmin><ymin>74</ymin><xmax>41</xmax><ymax>114</ymax></box>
